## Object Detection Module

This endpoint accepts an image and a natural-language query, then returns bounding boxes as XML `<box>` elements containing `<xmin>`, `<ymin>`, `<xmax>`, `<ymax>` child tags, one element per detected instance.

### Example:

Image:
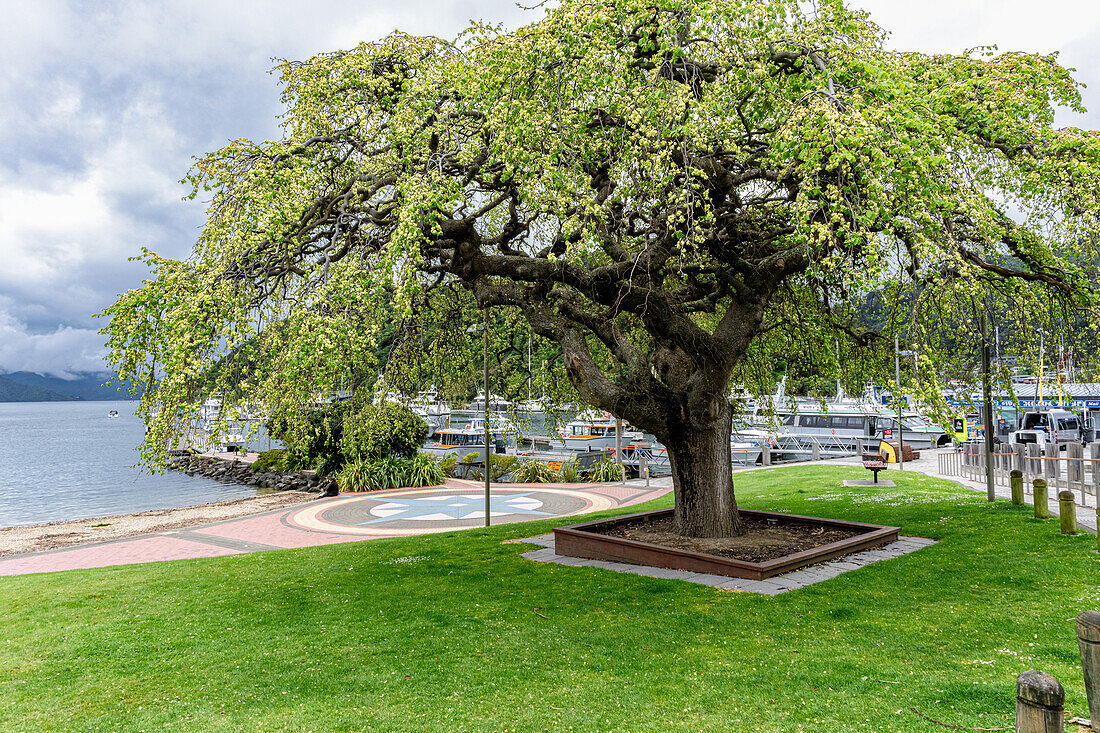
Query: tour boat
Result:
<box><xmin>561</xmin><ymin>410</ymin><xmax>641</xmax><ymax>452</ymax></box>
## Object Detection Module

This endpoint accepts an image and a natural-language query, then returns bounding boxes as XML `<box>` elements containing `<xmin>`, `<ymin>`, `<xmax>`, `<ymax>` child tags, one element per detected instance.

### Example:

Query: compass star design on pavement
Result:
<box><xmin>359</xmin><ymin>493</ymin><xmax>552</xmax><ymax>523</ymax></box>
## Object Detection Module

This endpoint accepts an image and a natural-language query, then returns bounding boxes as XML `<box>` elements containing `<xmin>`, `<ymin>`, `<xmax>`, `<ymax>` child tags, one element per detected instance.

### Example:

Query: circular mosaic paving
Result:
<box><xmin>287</xmin><ymin>485</ymin><xmax>615</xmax><ymax>536</ymax></box>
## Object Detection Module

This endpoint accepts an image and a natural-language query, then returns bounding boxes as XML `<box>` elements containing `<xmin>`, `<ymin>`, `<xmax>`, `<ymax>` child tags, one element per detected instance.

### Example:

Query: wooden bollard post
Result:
<box><xmin>1058</xmin><ymin>491</ymin><xmax>1077</xmax><ymax>535</ymax></box>
<box><xmin>1015</xmin><ymin>670</ymin><xmax>1064</xmax><ymax>733</ymax></box>
<box><xmin>1032</xmin><ymin>479</ymin><xmax>1049</xmax><ymax>519</ymax></box>
<box><xmin>1076</xmin><ymin>611</ymin><xmax>1100</xmax><ymax>728</ymax></box>
<box><xmin>761</xmin><ymin>444</ymin><xmax>771</xmax><ymax>466</ymax></box>
<box><xmin>1011</xmin><ymin>470</ymin><xmax>1024</xmax><ymax>505</ymax></box>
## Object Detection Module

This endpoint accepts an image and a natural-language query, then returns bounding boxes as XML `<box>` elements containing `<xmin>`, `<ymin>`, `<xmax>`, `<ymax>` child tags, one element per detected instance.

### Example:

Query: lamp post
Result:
<box><xmin>467</xmin><ymin>313</ymin><xmax>492</xmax><ymax>527</ymax></box>
<box><xmin>979</xmin><ymin>310</ymin><xmax>995</xmax><ymax>502</ymax></box>
<box><xmin>895</xmin><ymin>342</ymin><xmax>919</xmax><ymax>472</ymax></box>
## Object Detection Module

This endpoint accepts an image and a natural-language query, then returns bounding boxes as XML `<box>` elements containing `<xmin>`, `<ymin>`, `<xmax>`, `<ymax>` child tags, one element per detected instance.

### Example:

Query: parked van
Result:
<box><xmin>1009</xmin><ymin>409</ymin><xmax>1084</xmax><ymax>449</ymax></box>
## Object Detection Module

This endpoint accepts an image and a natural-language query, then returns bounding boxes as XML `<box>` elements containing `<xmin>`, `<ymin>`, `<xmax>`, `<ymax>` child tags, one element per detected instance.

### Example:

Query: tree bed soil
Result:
<box><xmin>602</xmin><ymin>515</ymin><xmax>865</xmax><ymax>563</ymax></box>
<box><xmin>553</xmin><ymin>508</ymin><xmax>900</xmax><ymax>580</ymax></box>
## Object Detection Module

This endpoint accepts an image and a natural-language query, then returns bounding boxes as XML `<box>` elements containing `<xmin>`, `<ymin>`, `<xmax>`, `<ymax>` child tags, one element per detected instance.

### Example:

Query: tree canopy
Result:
<box><xmin>104</xmin><ymin>0</ymin><xmax>1100</xmax><ymax>537</ymax></box>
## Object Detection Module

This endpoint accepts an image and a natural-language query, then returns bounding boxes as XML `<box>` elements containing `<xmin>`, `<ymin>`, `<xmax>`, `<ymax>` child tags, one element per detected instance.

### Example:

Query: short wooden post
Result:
<box><xmin>761</xmin><ymin>444</ymin><xmax>771</xmax><ymax>466</ymax></box>
<box><xmin>1058</xmin><ymin>491</ymin><xmax>1077</xmax><ymax>535</ymax></box>
<box><xmin>811</xmin><ymin>441</ymin><xmax>820</xmax><ymax>461</ymax></box>
<box><xmin>1015</xmin><ymin>670</ymin><xmax>1064</xmax><ymax>733</ymax></box>
<box><xmin>1011</xmin><ymin>470</ymin><xmax>1024</xmax><ymax>505</ymax></box>
<box><xmin>1077</xmin><ymin>611</ymin><xmax>1100</xmax><ymax>727</ymax></box>
<box><xmin>1033</xmin><ymin>479</ymin><xmax>1049</xmax><ymax>519</ymax></box>
<box><xmin>1016</xmin><ymin>443</ymin><xmax>1028</xmax><ymax>476</ymax></box>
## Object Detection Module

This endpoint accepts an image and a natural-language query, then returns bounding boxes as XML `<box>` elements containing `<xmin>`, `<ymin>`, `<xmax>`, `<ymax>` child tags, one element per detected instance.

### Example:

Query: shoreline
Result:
<box><xmin>0</xmin><ymin>490</ymin><xmax>316</xmax><ymax>558</ymax></box>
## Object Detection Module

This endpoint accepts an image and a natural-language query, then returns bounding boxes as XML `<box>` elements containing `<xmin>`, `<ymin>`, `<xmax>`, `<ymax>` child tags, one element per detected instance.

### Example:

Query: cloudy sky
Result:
<box><xmin>2</xmin><ymin>1</ymin><xmax>1099</xmax><ymax>378</ymax></box>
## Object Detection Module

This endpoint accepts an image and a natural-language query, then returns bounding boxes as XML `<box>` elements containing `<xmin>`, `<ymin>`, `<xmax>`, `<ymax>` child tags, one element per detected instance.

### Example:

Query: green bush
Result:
<box><xmin>469</xmin><ymin>453</ymin><xmax>518</xmax><ymax>481</ymax></box>
<box><xmin>343</xmin><ymin>401</ymin><xmax>429</xmax><ymax>462</ymax></box>
<box><xmin>405</xmin><ymin>452</ymin><xmax>446</xmax><ymax>487</ymax></box>
<box><xmin>558</xmin><ymin>460</ymin><xmax>582</xmax><ymax>483</ymax></box>
<box><xmin>439</xmin><ymin>454</ymin><xmax>459</xmax><ymax>477</ymax></box>
<box><xmin>337</xmin><ymin>458</ymin><xmax>374</xmax><ymax>492</ymax></box>
<box><xmin>511</xmin><ymin>459</ymin><xmax>560</xmax><ymax>483</ymax></box>
<box><xmin>461</xmin><ymin>452</ymin><xmax>481</xmax><ymax>464</ymax></box>
<box><xmin>585</xmin><ymin>457</ymin><xmax>626</xmax><ymax>483</ymax></box>
<box><xmin>250</xmin><ymin>448</ymin><xmax>288</xmax><ymax>472</ymax></box>
<box><xmin>268</xmin><ymin>401</ymin><xmax>351</xmax><ymax>472</ymax></box>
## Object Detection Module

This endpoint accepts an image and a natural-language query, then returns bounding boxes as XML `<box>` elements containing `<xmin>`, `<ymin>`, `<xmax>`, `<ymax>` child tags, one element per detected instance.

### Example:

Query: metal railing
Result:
<box><xmin>937</xmin><ymin>441</ymin><xmax>1099</xmax><ymax>506</ymax></box>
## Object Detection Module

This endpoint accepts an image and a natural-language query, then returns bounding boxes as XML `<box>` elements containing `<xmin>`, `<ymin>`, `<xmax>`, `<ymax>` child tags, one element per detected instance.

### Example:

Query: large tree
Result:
<box><xmin>105</xmin><ymin>0</ymin><xmax>1100</xmax><ymax>537</ymax></box>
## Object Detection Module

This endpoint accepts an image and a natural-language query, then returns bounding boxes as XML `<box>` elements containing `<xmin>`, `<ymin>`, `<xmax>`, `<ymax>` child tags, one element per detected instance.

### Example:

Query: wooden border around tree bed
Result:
<box><xmin>553</xmin><ymin>509</ymin><xmax>900</xmax><ymax>580</ymax></box>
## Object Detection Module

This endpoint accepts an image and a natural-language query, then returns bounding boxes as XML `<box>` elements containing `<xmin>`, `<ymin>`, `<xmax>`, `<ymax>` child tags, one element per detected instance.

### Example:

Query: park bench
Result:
<box><xmin>861</xmin><ymin>451</ymin><xmax>888</xmax><ymax>484</ymax></box>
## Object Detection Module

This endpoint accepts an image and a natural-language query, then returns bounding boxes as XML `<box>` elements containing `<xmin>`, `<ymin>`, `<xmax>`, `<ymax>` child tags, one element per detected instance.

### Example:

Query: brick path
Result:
<box><xmin>0</xmin><ymin>478</ymin><xmax>672</xmax><ymax>577</ymax></box>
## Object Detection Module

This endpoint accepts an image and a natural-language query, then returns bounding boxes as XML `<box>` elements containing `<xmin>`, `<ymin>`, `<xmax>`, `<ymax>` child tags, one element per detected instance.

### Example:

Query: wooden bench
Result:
<box><xmin>861</xmin><ymin>452</ymin><xmax>888</xmax><ymax>483</ymax></box>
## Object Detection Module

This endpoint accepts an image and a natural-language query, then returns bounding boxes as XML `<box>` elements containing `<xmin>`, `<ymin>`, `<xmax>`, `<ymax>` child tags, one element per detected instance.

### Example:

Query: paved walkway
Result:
<box><xmin>3</xmin><ymin>450</ymin><xmax>1092</xmax><ymax>578</ymax></box>
<box><xmin>0</xmin><ymin>478</ymin><xmax>671</xmax><ymax>577</ymax></box>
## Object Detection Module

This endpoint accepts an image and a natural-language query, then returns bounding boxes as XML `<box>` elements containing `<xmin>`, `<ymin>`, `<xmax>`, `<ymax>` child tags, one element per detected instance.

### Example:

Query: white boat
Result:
<box><xmin>467</xmin><ymin>390</ymin><xmax>512</xmax><ymax>411</ymax></box>
<box><xmin>107</xmin><ymin>409</ymin><xmax>119</xmax><ymax>418</ymax></box>
<box><xmin>409</xmin><ymin>386</ymin><xmax>452</xmax><ymax>419</ymax></box>
<box><xmin>421</xmin><ymin>415</ymin><xmax>519</xmax><ymax>459</ymax></box>
<box><xmin>562</xmin><ymin>410</ymin><xmax>641</xmax><ymax>451</ymax></box>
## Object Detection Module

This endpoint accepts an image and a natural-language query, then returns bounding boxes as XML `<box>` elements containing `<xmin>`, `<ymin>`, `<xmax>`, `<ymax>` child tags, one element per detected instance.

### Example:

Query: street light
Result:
<box><xmin>895</xmin><ymin>339</ymin><xmax>919</xmax><ymax>472</ymax></box>
<box><xmin>466</xmin><ymin>312</ymin><xmax>491</xmax><ymax>527</ymax></box>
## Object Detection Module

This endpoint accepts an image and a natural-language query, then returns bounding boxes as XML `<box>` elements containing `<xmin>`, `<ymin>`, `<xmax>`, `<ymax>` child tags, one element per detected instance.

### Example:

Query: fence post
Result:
<box><xmin>1092</xmin><ymin>443</ymin><xmax>1100</xmax><ymax>500</ymax></box>
<box><xmin>1015</xmin><ymin>670</ymin><xmax>1064</xmax><ymax>733</ymax></box>
<box><xmin>1033</xmin><ymin>479</ymin><xmax>1049</xmax><ymax>519</ymax></box>
<box><xmin>1078</xmin><ymin>611</ymin><xmax>1100</xmax><ymax>728</ymax></box>
<box><xmin>1016</xmin><ymin>443</ymin><xmax>1028</xmax><ymax>476</ymax></box>
<box><xmin>1058</xmin><ymin>491</ymin><xmax>1077</xmax><ymax>535</ymax></box>
<box><xmin>1068</xmin><ymin>443</ymin><xmax>1084</xmax><ymax>485</ymax></box>
<box><xmin>1028</xmin><ymin>443</ymin><xmax>1043</xmax><ymax>479</ymax></box>
<box><xmin>1044</xmin><ymin>443</ymin><xmax>1060</xmax><ymax>483</ymax></box>
<box><xmin>761</xmin><ymin>444</ymin><xmax>771</xmax><ymax>466</ymax></box>
<box><xmin>812</xmin><ymin>440</ymin><xmax>820</xmax><ymax>461</ymax></box>
<box><xmin>1011</xmin><ymin>470</ymin><xmax>1024</xmax><ymax>505</ymax></box>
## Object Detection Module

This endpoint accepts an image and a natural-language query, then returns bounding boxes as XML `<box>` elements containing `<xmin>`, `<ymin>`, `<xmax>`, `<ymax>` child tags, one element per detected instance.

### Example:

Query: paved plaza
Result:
<box><xmin>1</xmin><ymin>451</ymin><xmax>1094</xmax><ymax>581</ymax></box>
<box><xmin>0</xmin><ymin>479</ymin><xmax>670</xmax><ymax>577</ymax></box>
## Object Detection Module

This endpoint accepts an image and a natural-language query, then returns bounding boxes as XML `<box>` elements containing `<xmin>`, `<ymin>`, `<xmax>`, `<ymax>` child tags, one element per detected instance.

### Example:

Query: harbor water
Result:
<box><xmin>0</xmin><ymin>401</ymin><xmax>260</xmax><ymax>528</ymax></box>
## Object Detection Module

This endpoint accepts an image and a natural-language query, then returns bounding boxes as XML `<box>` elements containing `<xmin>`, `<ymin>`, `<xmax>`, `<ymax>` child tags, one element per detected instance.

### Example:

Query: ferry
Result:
<box><xmin>562</xmin><ymin>410</ymin><xmax>641</xmax><ymax>451</ymax></box>
<box><xmin>421</xmin><ymin>415</ymin><xmax>520</xmax><ymax>459</ymax></box>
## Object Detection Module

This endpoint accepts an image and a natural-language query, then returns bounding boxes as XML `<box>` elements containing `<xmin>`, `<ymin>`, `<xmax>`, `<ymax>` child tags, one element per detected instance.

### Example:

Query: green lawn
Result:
<box><xmin>1</xmin><ymin>466</ymin><xmax>1096</xmax><ymax>732</ymax></box>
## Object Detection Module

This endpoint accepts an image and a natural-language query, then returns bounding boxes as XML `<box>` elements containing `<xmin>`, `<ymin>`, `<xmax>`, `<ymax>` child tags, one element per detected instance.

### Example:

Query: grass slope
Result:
<box><xmin>0</xmin><ymin>466</ymin><xmax>1096</xmax><ymax>732</ymax></box>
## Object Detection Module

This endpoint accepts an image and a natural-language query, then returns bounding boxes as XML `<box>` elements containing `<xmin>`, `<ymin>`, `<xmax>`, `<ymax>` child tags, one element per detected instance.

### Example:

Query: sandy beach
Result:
<box><xmin>0</xmin><ymin>490</ymin><xmax>316</xmax><ymax>558</ymax></box>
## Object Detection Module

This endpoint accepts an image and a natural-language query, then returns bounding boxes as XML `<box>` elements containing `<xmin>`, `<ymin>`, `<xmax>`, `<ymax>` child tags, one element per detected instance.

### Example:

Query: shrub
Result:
<box><xmin>511</xmin><ymin>459</ymin><xmax>560</xmax><ymax>484</ymax></box>
<box><xmin>439</xmin><ymin>454</ymin><xmax>459</xmax><ymax>477</ymax></box>
<box><xmin>343</xmin><ymin>401</ymin><xmax>429</xmax><ymax>461</ymax></box>
<box><xmin>405</xmin><ymin>453</ymin><xmax>446</xmax><ymax>487</ymax></box>
<box><xmin>585</xmin><ymin>457</ymin><xmax>626</xmax><ymax>483</ymax></box>
<box><xmin>461</xmin><ymin>452</ymin><xmax>481</xmax><ymax>464</ymax></box>
<box><xmin>558</xmin><ymin>460</ymin><xmax>582</xmax><ymax>483</ymax></box>
<box><xmin>374</xmin><ymin>456</ymin><xmax>408</xmax><ymax>489</ymax></box>
<box><xmin>269</xmin><ymin>401</ymin><xmax>351</xmax><ymax>472</ymax></box>
<box><xmin>250</xmin><ymin>448</ymin><xmax>288</xmax><ymax>472</ymax></box>
<box><xmin>469</xmin><ymin>453</ymin><xmax>518</xmax><ymax>481</ymax></box>
<box><xmin>337</xmin><ymin>458</ymin><xmax>374</xmax><ymax>492</ymax></box>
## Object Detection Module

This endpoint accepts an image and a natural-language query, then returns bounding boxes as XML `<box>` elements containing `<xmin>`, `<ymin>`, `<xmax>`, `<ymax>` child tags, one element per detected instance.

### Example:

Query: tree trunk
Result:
<box><xmin>665</xmin><ymin>404</ymin><xmax>744</xmax><ymax>538</ymax></box>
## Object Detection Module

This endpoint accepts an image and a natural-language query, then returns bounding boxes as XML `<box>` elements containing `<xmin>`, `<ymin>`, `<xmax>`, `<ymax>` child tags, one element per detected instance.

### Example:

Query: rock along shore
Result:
<box><xmin>166</xmin><ymin>453</ymin><xmax>324</xmax><ymax>493</ymax></box>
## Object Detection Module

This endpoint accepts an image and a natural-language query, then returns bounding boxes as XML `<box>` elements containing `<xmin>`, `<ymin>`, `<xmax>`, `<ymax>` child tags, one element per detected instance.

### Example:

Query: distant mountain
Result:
<box><xmin>0</xmin><ymin>375</ymin><xmax>79</xmax><ymax>402</ymax></box>
<box><xmin>0</xmin><ymin>371</ymin><xmax>137</xmax><ymax>402</ymax></box>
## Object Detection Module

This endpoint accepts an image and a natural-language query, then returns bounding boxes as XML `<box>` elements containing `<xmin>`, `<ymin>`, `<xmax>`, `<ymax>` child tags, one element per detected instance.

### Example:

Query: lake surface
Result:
<box><xmin>0</xmin><ymin>401</ymin><xmax>260</xmax><ymax>527</ymax></box>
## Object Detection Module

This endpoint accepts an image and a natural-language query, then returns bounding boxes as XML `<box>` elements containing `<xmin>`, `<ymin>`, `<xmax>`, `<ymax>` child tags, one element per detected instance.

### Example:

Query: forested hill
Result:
<box><xmin>0</xmin><ymin>372</ymin><xmax>136</xmax><ymax>402</ymax></box>
<box><xmin>0</xmin><ymin>375</ymin><xmax>78</xmax><ymax>402</ymax></box>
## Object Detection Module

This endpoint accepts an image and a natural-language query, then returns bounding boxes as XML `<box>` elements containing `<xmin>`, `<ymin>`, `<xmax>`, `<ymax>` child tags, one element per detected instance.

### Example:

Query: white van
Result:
<box><xmin>1009</xmin><ymin>409</ymin><xmax>1084</xmax><ymax>450</ymax></box>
